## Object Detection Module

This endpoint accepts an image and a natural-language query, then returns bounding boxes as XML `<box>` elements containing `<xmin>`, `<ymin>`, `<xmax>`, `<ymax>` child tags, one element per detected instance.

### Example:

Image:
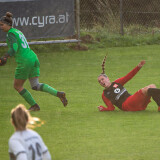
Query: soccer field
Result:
<box><xmin>0</xmin><ymin>44</ymin><xmax>160</xmax><ymax>160</ymax></box>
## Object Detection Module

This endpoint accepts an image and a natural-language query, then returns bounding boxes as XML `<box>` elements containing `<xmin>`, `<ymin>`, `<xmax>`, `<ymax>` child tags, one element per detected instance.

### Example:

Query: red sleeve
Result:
<box><xmin>102</xmin><ymin>92</ymin><xmax>115</xmax><ymax>111</ymax></box>
<box><xmin>114</xmin><ymin>66</ymin><xmax>141</xmax><ymax>86</ymax></box>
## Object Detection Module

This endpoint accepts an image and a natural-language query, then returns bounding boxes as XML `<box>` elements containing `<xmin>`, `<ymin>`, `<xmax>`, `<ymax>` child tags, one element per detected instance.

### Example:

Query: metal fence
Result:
<box><xmin>80</xmin><ymin>0</ymin><xmax>160</xmax><ymax>35</ymax></box>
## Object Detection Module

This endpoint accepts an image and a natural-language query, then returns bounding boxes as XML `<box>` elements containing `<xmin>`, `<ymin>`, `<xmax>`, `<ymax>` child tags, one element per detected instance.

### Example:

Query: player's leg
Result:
<box><xmin>142</xmin><ymin>84</ymin><xmax>160</xmax><ymax>111</ymax></box>
<box><xmin>29</xmin><ymin>77</ymin><xmax>68</xmax><ymax>107</ymax></box>
<box><xmin>122</xmin><ymin>89</ymin><xmax>151</xmax><ymax>111</ymax></box>
<box><xmin>14</xmin><ymin>79</ymin><xmax>40</xmax><ymax>111</ymax></box>
<box><xmin>14</xmin><ymin>61</ymin><xmax>40</xmax><ymax>111</ymax></box>
<box><xmin>141</xmin><ymin>84</ymin><xmax>156</xmax><ymax>95</ymax></box>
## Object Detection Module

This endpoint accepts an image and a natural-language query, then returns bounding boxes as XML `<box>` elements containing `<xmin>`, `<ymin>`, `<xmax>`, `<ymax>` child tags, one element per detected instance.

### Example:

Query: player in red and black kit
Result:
<box><xmin>98</xmin><ymin>56</ymin><xmax>160</xmax><ymax>112</ymax></box>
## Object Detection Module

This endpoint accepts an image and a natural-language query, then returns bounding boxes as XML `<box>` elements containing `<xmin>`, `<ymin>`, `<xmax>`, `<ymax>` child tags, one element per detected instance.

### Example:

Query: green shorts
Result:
<box><xmin>15</xmin><ymin>58</ymin><xmax>40</xmax><ymax>80</ymax></box>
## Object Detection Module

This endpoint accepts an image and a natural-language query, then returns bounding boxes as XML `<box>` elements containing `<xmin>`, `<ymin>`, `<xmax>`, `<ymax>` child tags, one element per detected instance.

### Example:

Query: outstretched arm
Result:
<box><xmin>98</xmin><ymin>92</ymin><xmax>115</xmax><ymax>111</ymax></box>
<box><xmin>115</xmin><ymin>60</ymin><xmax>145</xmax><ymax>85</ymax></box>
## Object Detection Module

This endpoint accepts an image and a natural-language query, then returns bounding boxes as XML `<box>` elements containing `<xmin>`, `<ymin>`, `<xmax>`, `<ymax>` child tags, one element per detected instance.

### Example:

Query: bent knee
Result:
<box><xmin>143</xmin><ymin>84</ymin><xmax>156</xmax><ymax>90</ymax></box>
<box><xmin>148</xmin><ymin>84</ymin><xmax>156</xmax><ymax>88</ymax></box>
<box><xmin>141</xmin><ymin>84</ymin><xmax>156</xmax><ymax>95</ymax></box>
<box><xmin>32</xmin><ymin>86</ymin><xmax>38</xmax><ymax>91</ymax></box>
<box><xmin>31</xmin><ymin>84</ymin><xmax>42</xmax><ymax>91</ymax></box>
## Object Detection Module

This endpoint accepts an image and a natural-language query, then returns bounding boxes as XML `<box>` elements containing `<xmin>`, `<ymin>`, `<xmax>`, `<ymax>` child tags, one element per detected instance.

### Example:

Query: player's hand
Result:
<box><xmin>0</xmin><ymin>56</ymin><xmax>7</xmax><ymax>66</ymax></box>
<box><xmin>98</xmin><ymin>106</ymin><xmax>115</xmax><ymax>111</ymax></box>
<box><xmin>138</xmin><ymin>60</ymin><xmax>145</xmax><ymax>68</ymax></box>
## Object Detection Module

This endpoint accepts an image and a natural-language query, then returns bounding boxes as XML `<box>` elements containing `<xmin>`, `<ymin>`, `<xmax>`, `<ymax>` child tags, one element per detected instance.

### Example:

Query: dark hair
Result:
<box><xmin>98</xmin><ymin>55</ymin><xmax>108</xmax><ymax>78</ymax></box>
<box><xmin>98</xmin><ymin>74</ymin><xmax>108</xmax><ymax>78</ymax></box>
<box><xmin>0</xmin><ymin>12</ymin><xmax>13</xmax><ymax>26</ymax></box>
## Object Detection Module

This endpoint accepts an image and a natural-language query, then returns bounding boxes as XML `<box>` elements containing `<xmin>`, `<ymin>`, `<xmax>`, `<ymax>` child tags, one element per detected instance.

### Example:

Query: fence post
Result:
<box><xmin>76</xmin><ymin>0</ymin><xmax>80</xmax><ymax>45</ymax></box>
<box><xmin>120</xmin><ymin>0</ymin><xmax>124</xmax><ymax>35</ymax></box>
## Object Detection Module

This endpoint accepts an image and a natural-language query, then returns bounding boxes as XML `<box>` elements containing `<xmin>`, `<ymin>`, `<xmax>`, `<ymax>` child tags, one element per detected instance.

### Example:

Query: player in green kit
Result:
<box><xmin>0</xmin><ymin>12</ymin><xmax>68</xmax><ymax>111</ymax></box>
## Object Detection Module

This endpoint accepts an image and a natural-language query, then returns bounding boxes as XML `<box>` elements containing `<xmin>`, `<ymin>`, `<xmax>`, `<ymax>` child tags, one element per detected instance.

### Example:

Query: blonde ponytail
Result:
<box><xmin>11</xmin><ymin>104</ymin><xmax>44</xmax><ymax>131</ymax></box>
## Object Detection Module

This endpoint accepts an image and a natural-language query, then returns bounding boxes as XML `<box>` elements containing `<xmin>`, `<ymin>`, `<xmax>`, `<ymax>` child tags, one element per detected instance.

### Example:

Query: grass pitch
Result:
<box><xmin>0</xmin><ymin>44</ymin><xmax>160</xmax><ymax>160</ymax></box>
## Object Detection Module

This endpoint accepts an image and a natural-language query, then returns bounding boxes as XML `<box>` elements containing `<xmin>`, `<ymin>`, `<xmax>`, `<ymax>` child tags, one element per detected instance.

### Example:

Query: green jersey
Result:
<box><xmin>7</xmin><ymin>28</ymin><xmax>37</xmax><ymax>63</ymax></box>
<box><xmin>6</xmin><ymin>28</ymin><xmax>40</xmax><ymax>79</ymax></box>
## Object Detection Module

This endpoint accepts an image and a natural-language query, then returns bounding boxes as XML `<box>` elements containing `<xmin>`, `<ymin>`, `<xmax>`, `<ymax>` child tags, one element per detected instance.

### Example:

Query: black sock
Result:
<box><xmin>147</xmin><ymin>88</ymin><xmax>160</xmax><ymax>106</ymax></box>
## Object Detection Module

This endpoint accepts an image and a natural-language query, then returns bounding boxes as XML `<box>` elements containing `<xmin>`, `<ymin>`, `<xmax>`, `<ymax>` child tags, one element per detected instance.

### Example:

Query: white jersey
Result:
<box><xmin>8</xmin><ymin>129</ymin><xmax>51</xmax><ymax>160</ymax></box>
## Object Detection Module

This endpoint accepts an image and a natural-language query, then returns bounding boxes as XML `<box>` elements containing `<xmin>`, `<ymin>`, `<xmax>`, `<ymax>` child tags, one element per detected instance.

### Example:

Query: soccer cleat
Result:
<box><xmin>28</xmin><ymin>104</ymin><xmax>40</xmax><ymax>111</ymax></box>
<box><xmin>57</xmin><ymin>91</ymin><xmax>68</xmax><ymax>107</ymax></box>
<box><xmin>158</xmin><ymin>106</ymin><xmax>160</xmax><ymax>112</ymax></box>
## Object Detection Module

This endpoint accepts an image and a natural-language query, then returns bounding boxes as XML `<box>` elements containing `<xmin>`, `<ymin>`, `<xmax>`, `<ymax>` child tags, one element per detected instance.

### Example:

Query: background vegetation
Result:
<box><xmin>80</xmin><ymin>0</ymin><xmax>160</xmax><ymax>35</ymax></box>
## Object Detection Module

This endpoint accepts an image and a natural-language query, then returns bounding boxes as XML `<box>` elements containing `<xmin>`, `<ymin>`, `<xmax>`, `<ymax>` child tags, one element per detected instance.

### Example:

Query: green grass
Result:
<box><xmin>1</xmin><ymin>44</ymin><xmax>160</xmax><ymax>160</ymax></box>
<box><xmin>81</xmin><ymin>26</ymin><xmax>160</xmax><ymax>48</ymax></box>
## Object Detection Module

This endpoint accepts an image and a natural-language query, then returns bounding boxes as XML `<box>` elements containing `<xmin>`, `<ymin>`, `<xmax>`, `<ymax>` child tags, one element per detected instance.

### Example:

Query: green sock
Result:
<box><xmin>40</xmin><ymin>84</ymin><xmax>58</xmax><ymax>96</ymax></box>
<box><xmin>19</xmin><ymin>88</ymin><xmax>36</xmax><ymax>106</ymax></box>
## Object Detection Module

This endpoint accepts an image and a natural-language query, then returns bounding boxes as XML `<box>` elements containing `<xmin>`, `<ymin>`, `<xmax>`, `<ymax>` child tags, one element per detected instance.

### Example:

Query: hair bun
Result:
<box><xmin>6</xmin><ymin>12</ymin><xmax>13</xmax><ymax>18</ymax></box>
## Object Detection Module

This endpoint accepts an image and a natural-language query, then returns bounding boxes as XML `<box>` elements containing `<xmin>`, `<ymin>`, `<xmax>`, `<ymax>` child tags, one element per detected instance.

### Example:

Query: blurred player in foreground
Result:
<box><xmin>9</xmin><ymin>104</ymin><xmax>51</xmax><ymax>160</ymax></box>
<box><xmin>0</xmin><ymin>12</ymin><xmax>67</xmax><ymax>111</ymax></box>
<box><xmin>98</xmin><ymin>56</ymin><xmax>160</xmax><ymax>112</ymax></box>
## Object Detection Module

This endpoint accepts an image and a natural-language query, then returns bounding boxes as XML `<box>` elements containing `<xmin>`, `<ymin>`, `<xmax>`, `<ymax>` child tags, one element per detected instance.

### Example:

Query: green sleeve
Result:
<box><xmin>7</xmin><ymin>33</ymin><xmax>18</xmax><ymax>56</ymax></box>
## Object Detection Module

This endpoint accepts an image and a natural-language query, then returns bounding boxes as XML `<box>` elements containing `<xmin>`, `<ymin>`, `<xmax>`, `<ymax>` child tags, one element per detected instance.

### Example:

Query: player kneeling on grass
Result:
<box><xmin>9</xmin><ymin>104</ymin><xmax>51</xmax><ymax>160</ymax></box>
<box><xmin>0</xmin><ymin>12</ymin><xmax>67</xmax><ymax>111</ymax></box>
<box><xmin>97</xmin><ymin>56</ymin><xmax>160</xmax><ymax>112</ymax></box>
